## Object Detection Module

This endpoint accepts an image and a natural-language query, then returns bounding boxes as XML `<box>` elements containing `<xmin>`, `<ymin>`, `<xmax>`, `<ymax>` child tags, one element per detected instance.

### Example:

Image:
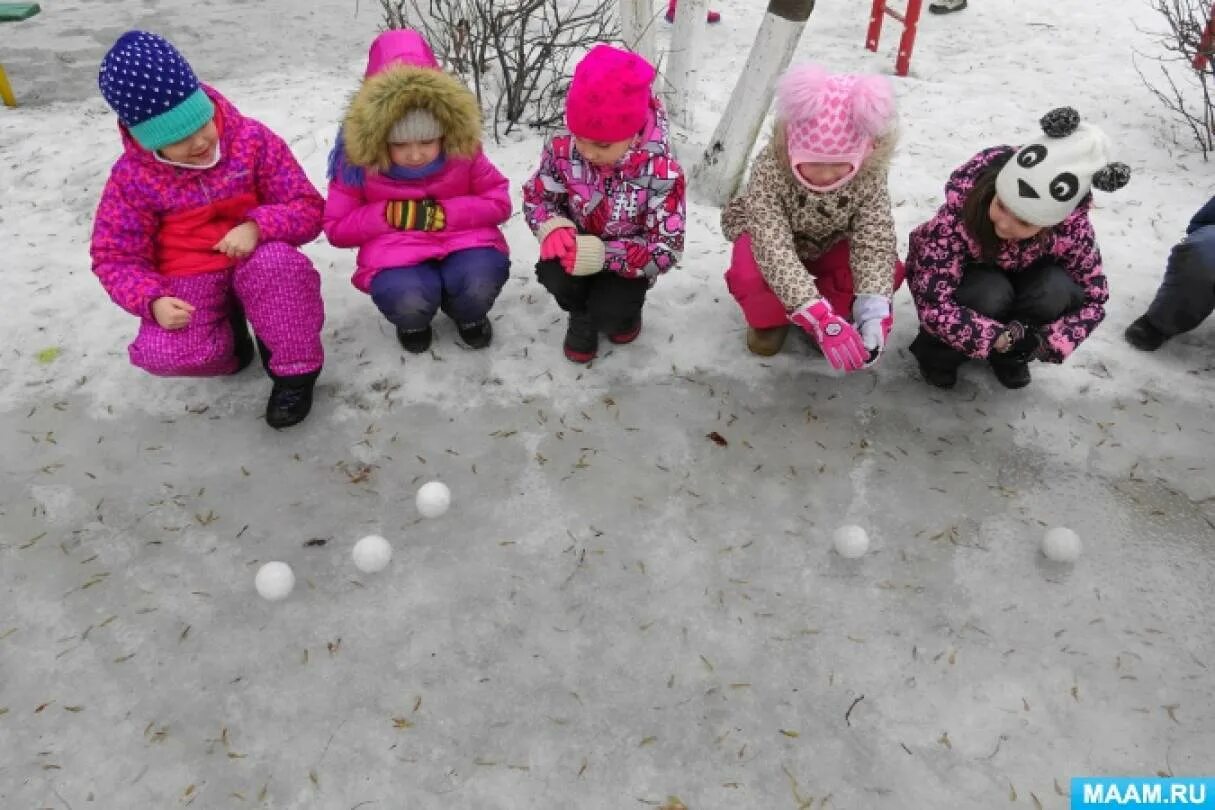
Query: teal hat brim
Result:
<box><xmin>129</xmin><ymin>89</ymin><xmax>215</xmax><ymax>151</ymax></box>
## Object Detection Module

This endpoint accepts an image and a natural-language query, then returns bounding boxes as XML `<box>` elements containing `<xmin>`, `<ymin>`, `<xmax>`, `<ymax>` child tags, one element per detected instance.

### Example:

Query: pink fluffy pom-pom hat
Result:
<box><xmin>776</xmin><ymin>63</ymin><xmax>896</xmax><ymax>190</ymax></box>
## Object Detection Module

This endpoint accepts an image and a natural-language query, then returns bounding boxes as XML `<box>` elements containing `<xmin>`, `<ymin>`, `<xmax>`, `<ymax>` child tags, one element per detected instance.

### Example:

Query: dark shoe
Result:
<box><xmin>396</xmin><ymin>325</ymin><xmax>433</xmax><ymax>354</ymax></box>
<box><xmin>563</xmin><ymin>312</ymin><xmax>598</xmax><ymax>363</ymax></box>
<box><xmin>265</xmin><ymin>373</ymin><xmax>318</xmax><ymax>429</ymax></box>
<box><xmin>746</xmin><ymin>325</ymin><xmax>789</xmax><ymax>356</ymax></box>
<box><xmin>928</xmin><ymin>0</ymin><xmax>966</xmax><ymax>12</ymax></box>
<box><xmin>607</xmin><ymin>315</ymin><xmax>642</xmax><ymax>345</ymax></box>
<box><xmin>230</xmin><ymin>309</ymin><xmax>255</xmax><ymax>373</ymax></box>
<box><xmin>991</xmin><ymin>360</ymin><xmax>1032</xmax><ymax>389</ymax></box>
<box><xmin>1124</xmin><ymin>315</ymin><xmax>1167</xmax><ymax>351</ymax></box>
<box><xmin>917</xmin><ymin>359</ymin><xmax>958</xmax><ymax>389</ymax></box>
<box><xmin>457</xmin><ymin>318</ymin><xmax>493</xmax><ymax>349</ymax></box>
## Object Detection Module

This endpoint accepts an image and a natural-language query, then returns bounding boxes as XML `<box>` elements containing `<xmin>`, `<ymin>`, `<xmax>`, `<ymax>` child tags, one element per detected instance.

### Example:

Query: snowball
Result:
<box><xmin>1041</xmin><ymin>527</ymin><xmax>1082</xmax><ymax>562</ymax></box>
<box><xmin>833</xmin><ymin>525</ymin><xmax>870</xmax><ymax>559</ymax></box>
<box><xmin>352</xmin><ymin>534</ymin><xmax>393</xmax><ymax>573</ymax></box>
<box><xmin>254</xmin><ymin>561</ymin><xmax>295</xmax><ymax>601</ymax></box>
<box><xmin>416</xmin><ymin>481</ymin><xmax>451</xmax><ymax>519</ymax></box>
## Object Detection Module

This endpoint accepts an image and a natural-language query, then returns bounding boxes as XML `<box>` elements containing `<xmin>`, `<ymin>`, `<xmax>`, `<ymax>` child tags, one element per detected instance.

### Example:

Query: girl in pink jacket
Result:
<box><xmin>91</xmin><ymin>31</ymin><xmax>326</xmax><ymax>429</ymax></box>
<box><xmin>324</xmin><ymin>30</ymin><xmax>512</xmax><ymax>353</ymax></box>
<box><xmin>522</xmin><ymin>45</ymin><xmax>686</xmax><ymax>363</ymax></box>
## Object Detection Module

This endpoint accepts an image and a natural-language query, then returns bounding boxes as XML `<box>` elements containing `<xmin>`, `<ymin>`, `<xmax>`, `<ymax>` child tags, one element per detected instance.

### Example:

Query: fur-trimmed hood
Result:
<box><xmin>341</xmin><ymin>29</ymin><xmax>482</xmax><ymax>170</ymax></box>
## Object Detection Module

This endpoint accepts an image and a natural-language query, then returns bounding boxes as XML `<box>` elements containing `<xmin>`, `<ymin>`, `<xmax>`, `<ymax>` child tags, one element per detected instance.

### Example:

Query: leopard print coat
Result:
<box><xmin>720</xmin><ymin>127</ymin><xmax>898</xmax><ymax>312</ymax></box>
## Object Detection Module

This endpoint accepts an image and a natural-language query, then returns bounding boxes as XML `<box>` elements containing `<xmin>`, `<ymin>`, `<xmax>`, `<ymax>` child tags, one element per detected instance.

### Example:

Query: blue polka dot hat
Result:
<box><xmin>98</xmin><ymin>31</ymin><xmax>215</xmax><ymax>151</ymax></box>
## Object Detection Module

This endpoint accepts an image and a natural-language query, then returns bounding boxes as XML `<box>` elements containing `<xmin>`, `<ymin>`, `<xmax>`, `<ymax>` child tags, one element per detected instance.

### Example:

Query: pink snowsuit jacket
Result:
<box><xmin>90</xmin><ymin>86</ymin><xmax>324</xmax><ymax>318</ymax></box>
<box><xmin>906</xmin><ymin>146</ymin><xmax>1109</xmax><ymax>362</ymax></box>
<box><xmin>323</xmin><ymin>31</ymin><xmax>511</xmax><ymax>293</ymax></box>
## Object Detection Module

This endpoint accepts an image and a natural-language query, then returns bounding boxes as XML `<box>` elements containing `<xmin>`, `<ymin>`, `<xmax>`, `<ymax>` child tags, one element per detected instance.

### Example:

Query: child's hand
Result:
<box><xmin>151</xmin><ymin>296</ymin><xmax>196</xmax><ymax>330</ymax></box>
<box><xmin>790</xmin><ymin>299</ymin><xmax>867</xmax><ymax>372</ymax></box>
<box><xmin>995</xmin><ymin>321</ymin><xmax>1044</xmax><ymax>362</ymax></box>
<box><xmin>386</xmin><ymin>199</ymin><xmax>445</xmax><ymax>231</ymax></box>
<box><xmin>214</xmin><ymin>221</ymin><xmax>260</xmax><ymax>260</ymax></box>
<box><xmin>562</xmin><ymin>235</ymin><xmax>604</xmax><ymax>276</ymax></box>
<box><xmin>539</xmin><ymin>227</ymin><xmax>575</xmax><ymax>260</ymax></box>
<box><xmin>852</xmin><ymin>294</ymin><xmax>893</xmax><ymax>366</ymax></box>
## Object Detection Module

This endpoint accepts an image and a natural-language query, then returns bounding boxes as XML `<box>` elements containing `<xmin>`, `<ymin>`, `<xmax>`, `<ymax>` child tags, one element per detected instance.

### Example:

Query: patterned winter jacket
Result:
<box><xmin>521</xmin><ymin>96</ymin><xmax>685</xmax><ymax>282</ymax></box>
<box><xmin>90</xmin><ymin>86</ymin><xmax>324</xmax><ymax>319</ymax></box>
<box><xmin>720</xmin><ymin>129</ymin><xmax>898</xmax><ymax>312</ymax></box>
<box><xmin>906</xmin><ymin>146</ymin><xmax>1108</xmax><ymax>362</ymax></box>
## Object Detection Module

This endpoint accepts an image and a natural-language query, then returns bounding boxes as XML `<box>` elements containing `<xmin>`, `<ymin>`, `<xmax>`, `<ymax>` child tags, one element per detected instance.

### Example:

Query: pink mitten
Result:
<box><xmin>790</xmin><ymin>299</ymin><xmax>868</xmax><ymax>372</ymax></box>
<box><xmin>540</xmin><ymin>227</ymin><xmax>575</xmax><ymax>260</ymax></box>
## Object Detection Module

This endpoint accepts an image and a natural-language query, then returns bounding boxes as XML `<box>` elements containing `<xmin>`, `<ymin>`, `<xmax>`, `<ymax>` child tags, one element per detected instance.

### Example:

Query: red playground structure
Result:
<box><xmin>1194</xmin><ymin>2</ymin><xmax>1215</xmax><ymax>71</ymax></box>
<box><xmin>866</xmin><ymin>0</ymin><xmax>924</xmax><ymax>77</ymax></box>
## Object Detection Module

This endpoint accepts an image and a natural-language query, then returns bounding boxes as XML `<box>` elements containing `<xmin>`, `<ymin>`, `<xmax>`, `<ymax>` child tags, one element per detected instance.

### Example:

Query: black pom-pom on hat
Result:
<box><xmin>1092</xmin><ymin>161</ymin><xmax>1131</xmax><ymax>192</ymax></box>
<box><xmin>1040</xmin><ymin>107</ymin><xmax>1080</xmax><ymax>138</ymax></box>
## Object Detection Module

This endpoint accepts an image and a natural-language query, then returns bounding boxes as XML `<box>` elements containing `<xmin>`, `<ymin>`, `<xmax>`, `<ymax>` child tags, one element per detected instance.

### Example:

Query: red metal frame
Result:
<box><xmin>866</xmin><ymin>0</ymin><xmax>924</xmax><ymax>77</ymax></box>
<box><xmin>1194</xmin><ymin>2</ymin><xmax>1215</xmax><ymax>71</ymax></box>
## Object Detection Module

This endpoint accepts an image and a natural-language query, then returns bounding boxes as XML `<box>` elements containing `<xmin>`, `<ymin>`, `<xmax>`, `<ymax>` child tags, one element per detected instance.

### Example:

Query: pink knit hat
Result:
<box><xmin>566</xmin><ymin>44</ymin><xmax>657</xmax><ymax>142</ymax></box>
<box><xmin>776</xmin><ymin>64</ymin><xmax>896</xmax><ymax>191</ymax></box>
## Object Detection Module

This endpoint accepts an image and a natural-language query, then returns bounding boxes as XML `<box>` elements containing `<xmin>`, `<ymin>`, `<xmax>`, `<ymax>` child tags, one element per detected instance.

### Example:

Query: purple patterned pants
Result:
<box><xmin>128</xmin><ymin>242</ymin><xmax>324</xmax><ymax>378</ymax></box>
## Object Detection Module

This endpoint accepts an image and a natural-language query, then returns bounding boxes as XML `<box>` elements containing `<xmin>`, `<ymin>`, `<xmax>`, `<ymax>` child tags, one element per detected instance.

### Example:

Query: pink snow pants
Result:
<box><xmin>724</xmin><ymin>233</ymin><xmax>906</xmax><ymax>328</ymax></box>
<box><xmin>129</xmin><ymin>242</ymin><xmax>324</xmax><ymax>378</ymax></box>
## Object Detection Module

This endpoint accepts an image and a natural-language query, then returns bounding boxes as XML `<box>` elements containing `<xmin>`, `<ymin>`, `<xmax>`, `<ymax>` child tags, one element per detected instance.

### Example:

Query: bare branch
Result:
<box><xmin>1136</xmin><ymin>0</ymin><xmax>1215</xmax><ymax>158</ymax></box>
<box><xmin>375</xmin><ymin>0</ymin><xmax>618</xmax><ymax>142</ymax></box>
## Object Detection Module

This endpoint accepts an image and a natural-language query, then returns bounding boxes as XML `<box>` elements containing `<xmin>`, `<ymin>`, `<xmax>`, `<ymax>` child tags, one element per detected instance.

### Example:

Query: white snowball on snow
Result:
<box><xmin>416</xmin><ymin>481</ymin><xmax>451</xmax><ymax>519</ymax></box>
<box><xmin>1041</xmin><ymin>527</ymin><xmax>1082</xmax><ymax>562</ymax></box>
<box><xmin>352</xmin><ymin>534</ymin><xmax>393</xmax><ymax>573</ymax></box>
<box><xmin>833</xmin><ymin>525</ymin><xmax>870</xmax><ymax>559</ymax></box>
<box><xmin>255</xmin><ymin>561</ymin><xmax>295</xmax><ymax>601</ymax></box>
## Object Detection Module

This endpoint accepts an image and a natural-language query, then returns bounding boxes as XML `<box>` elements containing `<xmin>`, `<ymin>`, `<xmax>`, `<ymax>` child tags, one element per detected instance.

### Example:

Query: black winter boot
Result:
<box><xmin>265</xmin><ymin>372</ymin><xmax>318</xmax><ymax>429</ymax></box>
<box><xmin>563</xmin><ymin>312</ymin><xmax>598</xmax><ymax>363</ymax></box>
<box><xmin>457</xmin><ymin>318</ymin><xmax>493</xmax><ymax>349</ymax></box>
<box><xmin>607</xmin><ymin>314</ymin><xmax>643</xmax><ymax>345</ymax></box>
<box><xmin>396</xmin><ymin>325</ymin><xmax>433</xmax><ymax>354</ymax></box>
<box><xmin>909</xmin><ymin>329</ymin><xmax>961</xmax><ymax>388</ymax></box>
<box><xmin>1124</xmin><ymin>315</ymin><xmax>1168</xmax><ymax>351</ymax></box>
<box><xmin>990</xmin><ymin>360</ymin><xmax>1032</xmax><ymax>390</ymax></box>
<box><xmin>917</xmin><ymin>359</ymin><xmax>958</xmax><ymax>389</ymax></box>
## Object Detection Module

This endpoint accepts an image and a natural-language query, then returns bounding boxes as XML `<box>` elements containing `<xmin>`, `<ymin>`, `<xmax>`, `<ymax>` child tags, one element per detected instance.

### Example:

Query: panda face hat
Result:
<box><xmin>995</xmin><ymin>107</ymin><xmax>1131</xmax><ymax>228</ymax></box>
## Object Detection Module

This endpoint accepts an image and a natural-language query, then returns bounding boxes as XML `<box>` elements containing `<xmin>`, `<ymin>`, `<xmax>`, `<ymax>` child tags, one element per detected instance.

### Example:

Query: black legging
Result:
<box><xmin>910</xmin><ymin>262</ymin><xmax>1086</xmax><ymax>370</ymax></box>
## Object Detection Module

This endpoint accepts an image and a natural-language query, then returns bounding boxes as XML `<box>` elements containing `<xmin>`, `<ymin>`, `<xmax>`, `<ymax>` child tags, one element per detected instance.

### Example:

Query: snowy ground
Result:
<box><xmin>2</xmin><ymin>1</ymin><xmax>1213</xmax><ymax>808</ymax></box>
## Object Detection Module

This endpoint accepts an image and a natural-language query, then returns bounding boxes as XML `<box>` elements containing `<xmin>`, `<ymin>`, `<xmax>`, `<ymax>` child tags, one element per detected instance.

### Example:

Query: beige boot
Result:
<box><xmin>746</xmin><ymin>325</ymin><xmax>789</xmax><ymax>356</ymax></box>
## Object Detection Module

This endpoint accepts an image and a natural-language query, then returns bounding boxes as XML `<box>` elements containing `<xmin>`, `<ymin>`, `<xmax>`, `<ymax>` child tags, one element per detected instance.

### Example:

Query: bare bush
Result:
<box><xmin>379</xmin><ymin>0</ymin><xmax>620</xmax><ymax>140</ymax></box>
<box><xmin>1136</xmin><ymin>0</ymin><xmax>1215</xmax><ymax>158</ymax></box>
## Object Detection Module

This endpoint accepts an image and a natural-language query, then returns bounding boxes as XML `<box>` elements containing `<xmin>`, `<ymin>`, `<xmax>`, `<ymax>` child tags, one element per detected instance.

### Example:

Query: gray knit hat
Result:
<box><xmin>388</xmin><ymin>108</ymin><xmax>443</xmax><ymax>143</ymax></box>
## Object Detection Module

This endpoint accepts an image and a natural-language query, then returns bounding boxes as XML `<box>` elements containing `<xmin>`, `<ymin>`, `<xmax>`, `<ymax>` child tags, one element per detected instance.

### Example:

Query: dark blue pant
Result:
<box><xmin>1145</xmin><ymin>224</ymin><xmax>1215</xmax><ymax>336</ymax></box>
<box><xmin>370</xmin><ymin>248</ymin><xmax>510</xmax><ymax>331</ymax></box>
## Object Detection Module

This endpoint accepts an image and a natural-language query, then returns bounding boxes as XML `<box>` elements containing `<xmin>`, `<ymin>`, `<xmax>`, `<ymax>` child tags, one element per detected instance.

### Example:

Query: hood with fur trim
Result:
<box><xmin>341</xmin><ymin>29</ymin><xmax>482</xmax><ymax>170</ymax></box>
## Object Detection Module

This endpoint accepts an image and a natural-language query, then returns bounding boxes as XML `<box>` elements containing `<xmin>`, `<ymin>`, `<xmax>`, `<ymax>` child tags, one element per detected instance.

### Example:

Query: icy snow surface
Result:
<box><xmin>1</xmin><ymin>0</ymin><xmax>1212</xmax><ymax>807</ymax></box>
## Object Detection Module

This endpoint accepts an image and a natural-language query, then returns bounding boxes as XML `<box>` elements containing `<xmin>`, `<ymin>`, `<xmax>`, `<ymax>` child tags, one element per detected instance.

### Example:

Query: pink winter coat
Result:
<box><xmin>90</xmin><ymin>86</ymin><xmax>324</xmax><ymax>318</ymax></box>
<box><xmin>323</xmin><ymin>29</ymin><xmax>511</xmax><ymax>293</ymax></box>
